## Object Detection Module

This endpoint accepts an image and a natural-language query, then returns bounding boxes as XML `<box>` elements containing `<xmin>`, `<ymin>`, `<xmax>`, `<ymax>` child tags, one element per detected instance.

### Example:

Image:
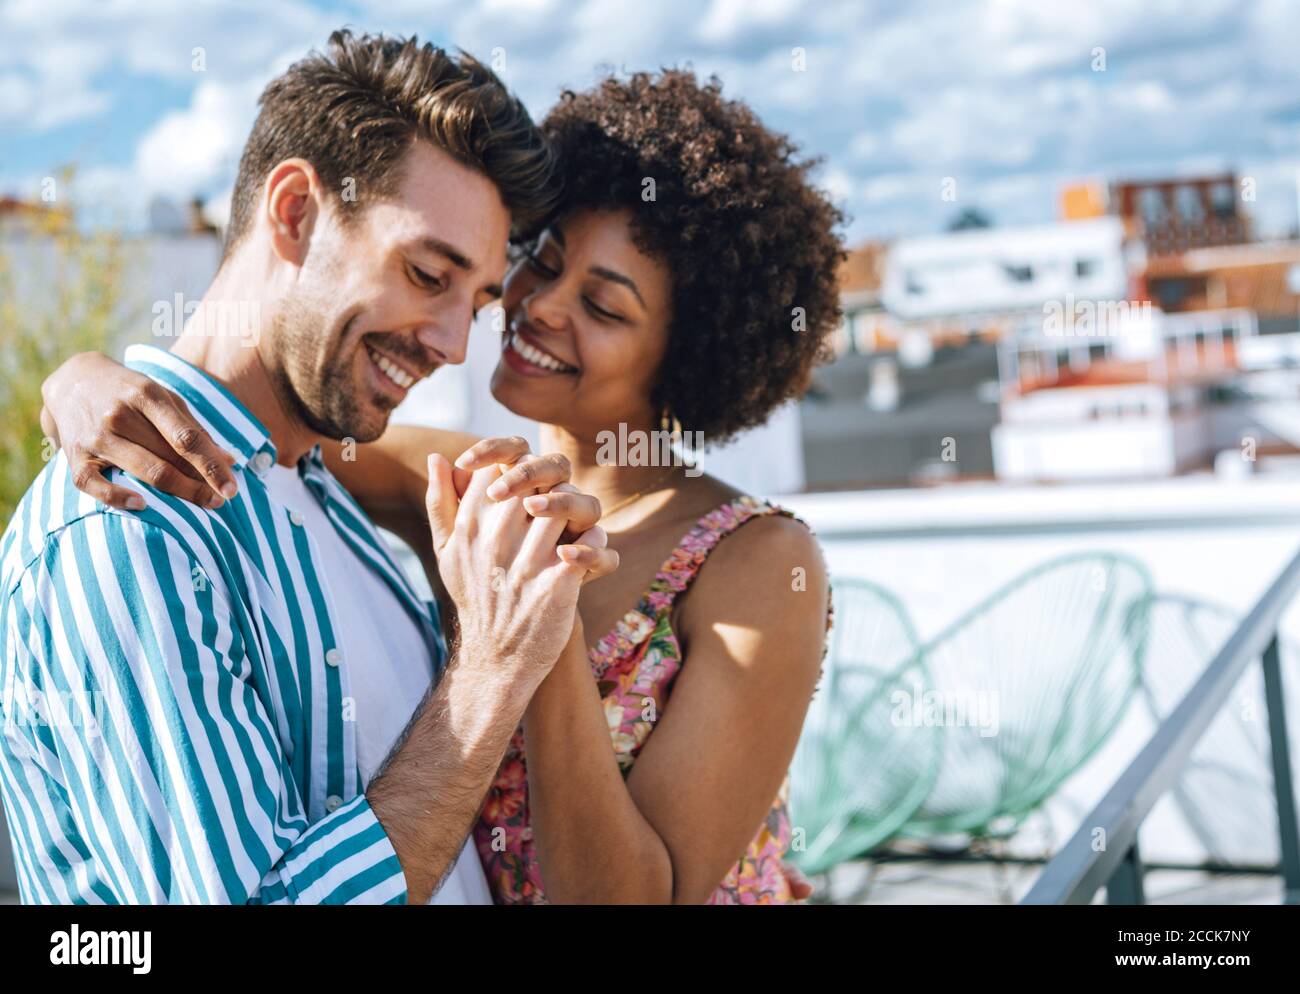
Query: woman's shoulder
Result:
<box><xmin>675</xmin><ymin>475</ymin><xmax>812</xmax><ymax>536</ymax></box>
<box><xmin>707</xmin><ymin>500</ymin><xmax>823</xmax><ymax>572</ymax></box>
<box><xmin>683</xmin><ymin>475</ymin><xmax>820</xmax><ymax>550</ymax></box>
<box><xmin>675</xmin><ymin>488</ymin><xmax>828</xmax><ymax>628</ymax></box>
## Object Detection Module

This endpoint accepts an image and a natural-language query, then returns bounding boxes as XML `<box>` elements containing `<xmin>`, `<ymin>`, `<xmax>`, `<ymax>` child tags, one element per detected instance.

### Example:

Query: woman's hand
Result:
<box><xmin>41</xmin><ymin>351</ymin><xmax>239</xmax><ymax>511</ymax></box>
<box><xmin>453</xmin><ymin>435</ymin><xmax>615</xmax><ymax>558</ymax></box>
<box><xmin>780</xmin><ymin>861</ymin><xmax>814</xmax><ymax>901</ymax></box>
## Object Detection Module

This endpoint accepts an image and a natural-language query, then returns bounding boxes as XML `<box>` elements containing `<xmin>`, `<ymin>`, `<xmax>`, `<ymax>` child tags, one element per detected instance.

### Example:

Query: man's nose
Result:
<box><xmin>414</xmin><ymin>322</ymin><xmax>468</xmax><ymax>367</ymax></box>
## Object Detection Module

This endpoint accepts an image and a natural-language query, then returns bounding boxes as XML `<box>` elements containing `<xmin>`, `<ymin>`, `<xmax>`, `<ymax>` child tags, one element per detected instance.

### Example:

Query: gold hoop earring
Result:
<box><xmin>659</xmin><ymin>405</ymin><xmax>682</xmax><ymax>440</ymax></box>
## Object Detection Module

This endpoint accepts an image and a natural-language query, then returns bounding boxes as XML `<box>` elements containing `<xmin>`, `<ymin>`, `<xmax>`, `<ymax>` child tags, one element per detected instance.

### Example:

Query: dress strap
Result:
<box><xmin>586</xmin><ymin>494</ymin><xmax>826</xmax><ymax>676</ymax></box>
<box><xmin>646</xmin><ymin>495</ymin><xmax>795</xmax><ymax>609</ymax></box>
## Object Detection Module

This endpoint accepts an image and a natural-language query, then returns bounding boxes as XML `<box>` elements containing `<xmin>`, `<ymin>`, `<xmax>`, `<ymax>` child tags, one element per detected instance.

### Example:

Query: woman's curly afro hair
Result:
<box><xmin>540</xmin><ymin>69</ymin><xmax>846</xmax><ymax>444</ymax></box>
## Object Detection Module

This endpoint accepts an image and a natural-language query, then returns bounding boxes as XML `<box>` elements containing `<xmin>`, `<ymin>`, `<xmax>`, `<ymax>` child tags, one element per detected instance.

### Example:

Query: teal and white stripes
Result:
<box><xmin>0</xmin><ymin>345</ymin><xmax>445</xmax><ymax>904</ymax></box>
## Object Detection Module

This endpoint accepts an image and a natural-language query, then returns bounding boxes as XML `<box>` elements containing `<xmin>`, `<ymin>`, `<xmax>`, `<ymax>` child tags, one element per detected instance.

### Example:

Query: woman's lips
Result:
<box><xmin>502</xmin><ymin>327</ymin><xmax>578</xmax><ymax>376</ymax></box>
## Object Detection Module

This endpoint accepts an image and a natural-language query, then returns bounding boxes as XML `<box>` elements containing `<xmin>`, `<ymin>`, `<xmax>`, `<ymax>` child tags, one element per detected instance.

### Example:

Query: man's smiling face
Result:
<box><xmin>271</xmin><ymin>140</ymin><xmax>511</xmax><ymax>443</ymax></box>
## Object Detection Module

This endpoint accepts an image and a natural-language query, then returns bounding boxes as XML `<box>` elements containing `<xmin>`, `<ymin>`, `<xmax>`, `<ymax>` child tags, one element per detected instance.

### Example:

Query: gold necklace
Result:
<box><xmin>601</xmin><ymin>466</ymin><xmax>678</xmax><ymax>518</ymax></box>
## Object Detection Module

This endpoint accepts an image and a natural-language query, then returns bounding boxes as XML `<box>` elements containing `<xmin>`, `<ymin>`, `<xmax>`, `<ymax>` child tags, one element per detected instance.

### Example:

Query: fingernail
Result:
<box><xmin>523</xmin><ymin>495</ymin><xmax>546</xmax><ymax>513</ymax></box>
<box><xmin>219</xmin><ymin>482</ymin><xmax>238</xmax><ymax>499</ymax></box>
<box><xmin>486</xmin><ymin>480</ymin><xmax>508</xmax><ymax>500</ymax></box>
<box><xmin>126</xmin><ymin>496</ymin><xmax>146</xmax><ymax>511</ymax></box>
<box><xmin>454</xmin><ymin>454</ymin><xmax>473</xmax><ymax>469</ymax></box>
<box><xmin>558</xmin><ymin>545</ymin><xmax>582</xmax><ymax>562</ymax></box>
<box><xmin>207</xmin><ymin>494</ymin><xmax>225</xmax><ymax>510</ymax></box>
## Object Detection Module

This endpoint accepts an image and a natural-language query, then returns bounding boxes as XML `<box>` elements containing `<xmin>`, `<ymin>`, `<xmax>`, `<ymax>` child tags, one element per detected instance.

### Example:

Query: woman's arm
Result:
<box><xmin>320</xmin><ymin>426</ymin><xmax>480</xmax><ymax>610</ymax></box>
<box><xmin>320</xmin><ymin>425</ymin><xmax>479</xmax><ymax>548</ymax></box>
<box><xmin>521</xmin><ymin>619</ymin><xmax>675</xmax><ymax>902</ymax></box>
<box><xmin>41</xmin><ymin>353</ymin><xmax>490</xmax><ymax>605</ymax></box>
<box><xmin>321</xmin><ymin>426</ymin><xmax>479</xmax><ymax>527</ymax></box>
<box><xmin>522</xmin><ymin>514</ymin><xmax>829</xmax><ymax>903</ymax></box>
<box><xmin>41</xmin><ymin>351</ymin><xmax>481</xmax><ymax>528</ymax></box>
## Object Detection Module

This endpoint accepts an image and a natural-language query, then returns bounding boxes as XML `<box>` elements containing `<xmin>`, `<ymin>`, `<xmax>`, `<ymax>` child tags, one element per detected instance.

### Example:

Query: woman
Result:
<box><xmin>40</xmin><ymin>70</ymin><xmax>844</xmax><ymax>903</ymax></box>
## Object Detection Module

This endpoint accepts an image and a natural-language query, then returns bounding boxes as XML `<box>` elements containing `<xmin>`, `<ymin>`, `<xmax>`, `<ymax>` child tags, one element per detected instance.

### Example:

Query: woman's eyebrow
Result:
<box><xmin>588</xmin><ymin>265</ymin><xmax>645</xmax><ymax>307</ymax></box>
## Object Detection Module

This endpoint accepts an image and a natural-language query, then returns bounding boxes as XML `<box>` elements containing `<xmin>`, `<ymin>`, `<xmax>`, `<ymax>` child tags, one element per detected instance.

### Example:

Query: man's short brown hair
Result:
<box><xmin>224</xmin><ymin>29</ymin><xmax>557</xmax><ymax>256</ymax></box>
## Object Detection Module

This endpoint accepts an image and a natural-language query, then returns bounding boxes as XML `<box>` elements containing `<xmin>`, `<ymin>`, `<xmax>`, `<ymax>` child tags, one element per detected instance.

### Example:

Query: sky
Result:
<box><xmin>3</xmin><ymin>0</ymin><xmax>1300</xmax><ymax>245</ymax></box>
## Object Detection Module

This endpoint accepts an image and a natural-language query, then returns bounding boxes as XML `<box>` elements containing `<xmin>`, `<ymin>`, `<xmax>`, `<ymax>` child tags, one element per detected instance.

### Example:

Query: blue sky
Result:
<box><xmin>3</xmin><ymin>0</ymin><xmax>1300</xmax><ymax>244</ymax></box>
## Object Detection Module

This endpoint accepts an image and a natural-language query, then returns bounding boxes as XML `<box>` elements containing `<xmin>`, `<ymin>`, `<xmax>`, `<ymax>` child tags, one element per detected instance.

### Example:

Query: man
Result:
<box><xmin>0</xmin><ymin>29</ymin><xmax>615</xmax><ymax>904</ymax></box>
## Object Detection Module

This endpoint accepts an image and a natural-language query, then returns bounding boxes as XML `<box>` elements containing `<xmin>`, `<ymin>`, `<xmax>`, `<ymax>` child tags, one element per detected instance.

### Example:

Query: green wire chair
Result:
<box><xmin>899</xmin><ymin>552</ymin><xmax>1152</xmax><ymax>839</ymax></box>
<box><xmin>788</xmin><ymin>578</ymin><xmax>937</xmax><ymax>875</ymax></box>
<box><xmin>1133</xmin><ymin>594</ymin><xmax>1300</xmax><ymax>868</ymax></box>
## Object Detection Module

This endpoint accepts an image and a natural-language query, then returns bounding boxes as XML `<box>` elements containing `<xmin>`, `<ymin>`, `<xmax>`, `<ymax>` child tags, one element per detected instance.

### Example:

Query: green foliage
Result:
<box><xmin>0</xmin><ymin>198</ymin><xmax>132</xmax><ymax>528</ymax></box>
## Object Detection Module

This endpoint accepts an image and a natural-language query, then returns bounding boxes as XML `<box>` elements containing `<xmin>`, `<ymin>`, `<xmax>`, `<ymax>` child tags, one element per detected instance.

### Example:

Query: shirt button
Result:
<box><xmin>325</xmin><ymin>795</ymin><xmax>343</xmax><ymax>813</ymax></box>
<box><xmin>325</xmin><ymin>648</ymin><xmax>342</xmax><ymax>667</ymax></box>
<box><xmin>289</xmin><ymin>510</ymin><xmax>304</xmax><ymax>526</ymax></box>
<box><xmin>252</xmin><ymin>451</ymin><xmax>273</xmax><ymax>473</ymax></box>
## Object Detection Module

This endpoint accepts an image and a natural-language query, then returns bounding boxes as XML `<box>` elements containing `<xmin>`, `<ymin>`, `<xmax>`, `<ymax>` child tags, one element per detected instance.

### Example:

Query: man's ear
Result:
<box><xmin>262</xmin><ymin>158</ymin><xmax>320</xmax><ymax>266</ymax></box>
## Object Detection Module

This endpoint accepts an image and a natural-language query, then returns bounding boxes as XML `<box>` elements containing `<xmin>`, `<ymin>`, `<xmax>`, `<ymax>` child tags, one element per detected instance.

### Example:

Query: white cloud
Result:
<box><xmin>6</xmin><ymin>0</ymin><xmax>1300</xmax><ymax>242</ymax></box>
<box><xmin>0</xmin><ymin>30</ymin><xmax>114</xmax><ymax>130</ymax></box>
<box><xmin>0</xmin><ymin>0</ymin><xmax>331</xmax><ymax>132</ymax></box>
<box><xmin>132</xmin><ymin>77</ymin><xmax>262</xmax><ymax>199</ymax></box>
<box><xmin>694</xmin><ymin>0</ymin><xmax>804</xmax><ymax>46</ymax></box>
<box><xmin>816</xmin><ymin>164</ymin><xmax>856</xmax><ymax>205</ymax></box>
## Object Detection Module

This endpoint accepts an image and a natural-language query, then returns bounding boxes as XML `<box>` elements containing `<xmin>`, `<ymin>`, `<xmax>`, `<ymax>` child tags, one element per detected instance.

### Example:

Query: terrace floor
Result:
<box><xmin>821</xmin><ymin>856</ymin><xmax>1285</xmax><ymax>904</ymax></box>
<box><xmin>1</xmin><ymin>863</ymin><xmax>1283</xmax><ymax>905</ymax></box>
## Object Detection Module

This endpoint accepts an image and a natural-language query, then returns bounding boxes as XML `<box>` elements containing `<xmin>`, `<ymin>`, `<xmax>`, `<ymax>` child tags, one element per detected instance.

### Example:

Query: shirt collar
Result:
<box><xmin>124</xmin><ymin>344</ymin><xmax>279</xmax><ymax>476</ymax></box>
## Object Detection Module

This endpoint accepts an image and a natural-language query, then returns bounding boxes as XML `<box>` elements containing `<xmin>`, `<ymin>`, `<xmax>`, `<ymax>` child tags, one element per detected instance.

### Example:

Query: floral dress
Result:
<box><xmin>472</xmin><ymin>495</ymin><xmax>830</xmax><ymax>904</ymax></box>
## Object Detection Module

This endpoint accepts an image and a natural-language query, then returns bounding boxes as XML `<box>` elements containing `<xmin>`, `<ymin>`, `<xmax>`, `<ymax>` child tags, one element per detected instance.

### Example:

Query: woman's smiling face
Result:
<box><xmin>491</xmin><ymin>208</ymin><xmax>674</xmax><ymax>438</ymax></box>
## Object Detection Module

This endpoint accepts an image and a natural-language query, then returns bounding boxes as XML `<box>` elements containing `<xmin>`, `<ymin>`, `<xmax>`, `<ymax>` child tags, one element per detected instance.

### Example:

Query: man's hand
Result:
<box><xmin>425</xmin><ymin>450</ymin><xmax>617</xmax><ymax>678</ymax></box>
<box><xmin>368</xmin><ymin>445</ymin><xmax>616</xmax><ymax>904</ymax></box>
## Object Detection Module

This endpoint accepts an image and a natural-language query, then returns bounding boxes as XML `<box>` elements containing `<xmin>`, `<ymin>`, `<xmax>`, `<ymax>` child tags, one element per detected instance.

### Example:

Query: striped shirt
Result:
<box><xmin>0</xmin><ymin>344</ymin><xmax>446</xmax><ymax>904</ymax></box>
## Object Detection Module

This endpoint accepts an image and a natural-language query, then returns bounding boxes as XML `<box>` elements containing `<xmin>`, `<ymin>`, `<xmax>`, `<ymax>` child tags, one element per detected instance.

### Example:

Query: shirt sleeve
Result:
<box><xmin>0</xmin><ymin>510</ymin><xmax>408</xmax><ymax>904</ymax></box>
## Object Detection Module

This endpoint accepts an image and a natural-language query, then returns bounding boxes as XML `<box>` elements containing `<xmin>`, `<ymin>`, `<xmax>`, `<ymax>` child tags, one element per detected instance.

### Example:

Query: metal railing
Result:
<box><xmin>1021</xmin><ymin>547</ymin><xmax>1300</xmax><ymax>904</ymax></box>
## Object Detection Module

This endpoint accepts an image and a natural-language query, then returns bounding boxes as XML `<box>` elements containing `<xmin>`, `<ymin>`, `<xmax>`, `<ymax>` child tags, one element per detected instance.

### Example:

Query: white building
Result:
<box><xmin>992</xmin><ymin>307</ymin><xmax>1260</xmax><ymax>483</ymax></box>
<box><xmin>881</xmin><ymin>217</ymin><xmax>1129</xmax><ymax>323</ymax></box>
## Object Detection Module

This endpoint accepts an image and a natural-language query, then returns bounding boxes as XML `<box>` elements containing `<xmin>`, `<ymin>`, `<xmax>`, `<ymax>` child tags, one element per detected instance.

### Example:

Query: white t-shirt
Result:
<box><xmin>262</xmin><ymin>463</ymin><xmax>491</xmax><ymax>905</ymax></box>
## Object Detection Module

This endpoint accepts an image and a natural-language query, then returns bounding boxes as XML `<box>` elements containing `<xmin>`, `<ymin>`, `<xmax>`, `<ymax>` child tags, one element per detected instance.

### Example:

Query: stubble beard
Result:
<box><xmin>272</xmin><ymin>299</ymin><xmax>390</xmax><ymax>444</ymax></box>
